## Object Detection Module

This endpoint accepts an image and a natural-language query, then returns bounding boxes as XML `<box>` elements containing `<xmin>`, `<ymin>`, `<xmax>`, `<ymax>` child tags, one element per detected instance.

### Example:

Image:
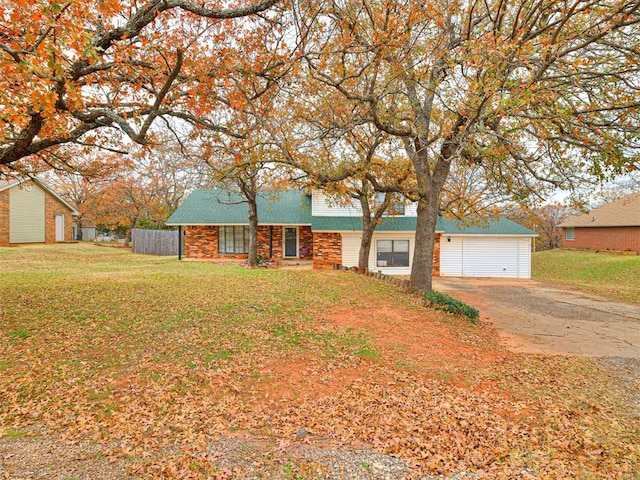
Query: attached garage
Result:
<box><xmin>440</xmin><ymin>236</ymin><xmax>533</xmax><ymax>278</ymax></box>
<box><xmin>313</xmin><ymin>215</ymin><xmax>536</xmax><ymax>278</ymax></box>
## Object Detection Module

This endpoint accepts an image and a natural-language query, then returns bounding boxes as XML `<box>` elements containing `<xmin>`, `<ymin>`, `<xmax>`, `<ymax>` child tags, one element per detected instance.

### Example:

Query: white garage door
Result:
<box><xmin>462</xmin><ymin>238</ymin><xmax>519</xmax><ymax>277</ymax></box>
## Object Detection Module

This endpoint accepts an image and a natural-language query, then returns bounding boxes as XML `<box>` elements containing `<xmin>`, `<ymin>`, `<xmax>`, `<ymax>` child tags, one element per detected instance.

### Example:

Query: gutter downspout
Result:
<box><xmin>178</xmin><ymin>226</ymin><xmax>182</xmax><ymax>261</ymax></box>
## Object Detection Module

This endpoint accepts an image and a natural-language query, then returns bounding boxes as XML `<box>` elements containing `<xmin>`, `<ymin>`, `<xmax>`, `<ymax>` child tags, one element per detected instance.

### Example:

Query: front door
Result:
<box><xmin>284</xmin><ymin>227</ymin><xmax>298</xmax><ymax>258</ymax></box>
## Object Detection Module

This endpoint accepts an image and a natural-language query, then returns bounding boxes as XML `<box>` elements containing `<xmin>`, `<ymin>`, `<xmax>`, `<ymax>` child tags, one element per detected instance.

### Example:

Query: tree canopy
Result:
<box><xmin>2</xmin><ymin>0</ymin><xmax>640</xmax><ymax>290</ymax></box>
<box><xmin>0</xmin><ymin>0</ymin><xmax>279</xmax><ymax>173</ymax></box>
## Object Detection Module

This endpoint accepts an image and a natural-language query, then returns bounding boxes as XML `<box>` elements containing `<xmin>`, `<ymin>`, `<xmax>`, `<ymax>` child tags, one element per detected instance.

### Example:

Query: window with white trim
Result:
<box><xmin>219</xmin><ymin>226</ymin><xmax>249</xmax><ymax>254</ymax></box>
<box><xmin>376</xmin><ymin>239</ymin><xmax>410</xmax><ymax>267</ymax></box>
<box><xmin>565</xmin><ymin>227</ymin><xmax>575</xmax><ymax>241</ymax></box>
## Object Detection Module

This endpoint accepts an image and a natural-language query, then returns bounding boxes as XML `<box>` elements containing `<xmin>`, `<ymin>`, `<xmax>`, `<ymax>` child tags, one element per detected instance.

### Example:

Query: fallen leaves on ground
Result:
<box><xmin>0</xmin><ymin>245</ymin><xmax>637</xmax><ymax>479</ymax></box>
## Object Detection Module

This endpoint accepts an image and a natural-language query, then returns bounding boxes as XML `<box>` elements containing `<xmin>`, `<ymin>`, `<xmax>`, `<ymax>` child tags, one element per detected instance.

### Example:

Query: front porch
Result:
<box><xmin>183</xmin><ymin>225</ymin><xmax>313</xmax><ymax>261</ymax></box>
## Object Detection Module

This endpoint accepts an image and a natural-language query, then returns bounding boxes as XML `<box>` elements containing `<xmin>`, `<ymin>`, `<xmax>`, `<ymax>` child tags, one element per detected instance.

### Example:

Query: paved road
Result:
<box><xmin>433</xmin><ymin>277</ymin><xmax>640</xmax><ymax>358</ymax></box>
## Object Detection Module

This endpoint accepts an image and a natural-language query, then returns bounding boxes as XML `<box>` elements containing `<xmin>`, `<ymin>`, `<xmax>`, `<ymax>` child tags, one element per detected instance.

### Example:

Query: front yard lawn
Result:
<box><xmin>1</xmin><ymin>244</ymin><xmax>638</xmax><ymax>479</ymax></box>
<box><xmin>533</xmin><ymin>249</ymin><xmax>640</xmax><ymax>304</ymax></box>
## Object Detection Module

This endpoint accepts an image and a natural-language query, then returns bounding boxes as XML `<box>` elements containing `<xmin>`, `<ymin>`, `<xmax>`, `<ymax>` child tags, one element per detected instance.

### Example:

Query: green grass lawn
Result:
<box><xmin>1</xmin><ymin>244</ymin><xmax>638</xmax><ymax>479</ymax></box>
<box><xmin>533</xmin><ymin>249</ymin><xmax>640</xmax><ymax>304</ymax></box>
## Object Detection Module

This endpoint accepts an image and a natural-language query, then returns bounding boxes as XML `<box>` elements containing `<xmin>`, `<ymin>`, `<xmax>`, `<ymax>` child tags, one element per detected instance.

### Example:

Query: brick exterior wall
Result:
<box><xmin>0</xmin><ymin>189</ymin><xmax>8</xmax><ymax>246</ymax></box>
<box><xmin>562</xmin><ymin>226</ymin><xmax>640</xmax><ymax>254</ymax></box>
<box><xmin>45</xmin><ymin>193</ymin><xmax>74</xmax><ymax>243</ymax></box>
<box><xmin>185</xmin><ymin>226</ymin><xmax>222</xmax><ymax>259</ymax></box>
<box><xmin>182</xmin><ymin>225</ymin><xmax>443</xmax><ymax>271</ymax></box>
<box><xmin>299</xmin><ymin>226</ymin><xmax>313</xmax><ymax>259</ymax></box>
<box><xmin>185</xmin><ymin>225</ymin><xmax>315</xmax><ymax>260</ymax></box>
<box><xmin>313</xmin><ymin>232</ymin><xmax>342</xmax><ymax>269</ymax></box>
<box><xmin>256</xmin><ymin>226</ymin><xmax>282</xmax><ymax>259</ymax></box>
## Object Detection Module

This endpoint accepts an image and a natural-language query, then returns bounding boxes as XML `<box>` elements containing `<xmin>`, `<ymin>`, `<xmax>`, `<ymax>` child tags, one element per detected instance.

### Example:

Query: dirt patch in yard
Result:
<box><xmin>324</xmin><ymin>301</ymin><xmax>506</xmax><ymax>376</ymax></box>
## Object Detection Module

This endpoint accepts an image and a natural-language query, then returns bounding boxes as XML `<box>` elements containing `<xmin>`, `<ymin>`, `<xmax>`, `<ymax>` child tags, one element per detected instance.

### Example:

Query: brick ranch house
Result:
<box><xmin>0</xmin><ymin>176</ymin><xmax>79</xmax><ymax>246</ymax></box>
<box><xmin>559</xmin><ymin>193</ymin><xmax>640</xmax><ymax>254</ymax></box>
<box><xmin>167</xmin><ymin>189</ymin><xmax>537</xmax><ymax>278</ymax></box>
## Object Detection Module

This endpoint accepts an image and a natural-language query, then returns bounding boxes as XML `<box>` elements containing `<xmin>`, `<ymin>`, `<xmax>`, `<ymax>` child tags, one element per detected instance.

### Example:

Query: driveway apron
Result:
<box><xmin>432</xmin><ymin>278</ymin><xmax>640</xmax><ymax>358</ymax></box>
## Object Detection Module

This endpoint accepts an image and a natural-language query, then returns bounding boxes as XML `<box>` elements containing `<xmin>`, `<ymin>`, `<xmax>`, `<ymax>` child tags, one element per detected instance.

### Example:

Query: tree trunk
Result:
<box><xmin>410</xmin><ymin>194</ymin><xmax>440</xmax><ymax>291</ymax></box>
<box><xmin>359</xmin><ymin>217</ymin><xmax>374</xmax><ymax>274</ymax></box>
<box><xmin>408</xmin><ymin>147</ymin><xmax>454</xmax><ymax>291</ymax></box>
<box><xmin>358</xmin><ymin>191</ymin><xmax>391</xmax><ymax>274</ymax></box>
<box><xmin>247</xmin><ymin>196</ymin><xmax>259</xmax><ymax>268</ymax></box>
<box><xmin>358</xmin><ymin>196</ymin><xmax>373</xmax><ymax>273</ymax></box>
<box><xmin>124</xmin><ymin>218</ymin><xmax>137</xmax><ymax>248</ymax></box>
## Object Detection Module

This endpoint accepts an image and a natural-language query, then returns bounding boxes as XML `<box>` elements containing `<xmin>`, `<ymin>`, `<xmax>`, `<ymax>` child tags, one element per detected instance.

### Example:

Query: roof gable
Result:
<box><xmin>559</xmin><ymin>193</ymin><xmax>640</xmax><ymax>228</ymax></box>
<box><xmin>165</xmin><ymin>189</ymin><xmax>312</xmax><ymax>225</ymax></box>
<box><xmin>0</xmin><ymin>176</ymin><xmax>79</xmax><ymax>215</ymax></box>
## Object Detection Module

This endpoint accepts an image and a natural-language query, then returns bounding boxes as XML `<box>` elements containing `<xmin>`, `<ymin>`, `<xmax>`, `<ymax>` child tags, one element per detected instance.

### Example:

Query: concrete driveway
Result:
<box><xmin>432</xmin><ymin>277</ymin><xmax>640</xmax><ymax>358</ymax></box>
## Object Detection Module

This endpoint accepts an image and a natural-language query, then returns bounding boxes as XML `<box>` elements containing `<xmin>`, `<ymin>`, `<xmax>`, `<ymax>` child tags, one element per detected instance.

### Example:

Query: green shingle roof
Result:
<box><xmin>166</xmin><ymin>189</ymin><xmax>312</xmax><ymax>226</ymax></box>
<box><xmin>438</xmin><ymin>217</ymin><xmax>537</xmax><ymax>235</ymax></box>
<box><xmin>167</xmin><ymin>189</ymin><xmax>536</xmax><ymax>236</ymax></box>
<box><xmin>312</xmin><ymin>215</ymin><xmax>537</xmax><ymax>235</ymax></box>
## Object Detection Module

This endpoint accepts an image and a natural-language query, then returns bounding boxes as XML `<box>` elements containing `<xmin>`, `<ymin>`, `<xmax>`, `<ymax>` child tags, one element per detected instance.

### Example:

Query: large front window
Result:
<box><xmin>376</xmin><ymin>239</ymin><xmax>409</xmax><ymax>267</ymax></box>
<box><xmin>219</xmin><ymin>226</ymin><xmax>249</xmax><ymax>254</ymax></box>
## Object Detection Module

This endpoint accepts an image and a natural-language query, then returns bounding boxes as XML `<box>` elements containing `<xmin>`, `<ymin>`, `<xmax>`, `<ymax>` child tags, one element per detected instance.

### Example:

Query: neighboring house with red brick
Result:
<box><xmin>559</xmin><ymin>193</ymin><xmax>640</xmax><ymax>254</ymax></box>
<box><xmin>166</xmin><ymin>189</ymin><xmax>537</xmax><ymax>278</ymax></box>
<box><xmin>0</xmin><ymin>176</ymin><xmax>79</xmax><ymax>246</ymax></box>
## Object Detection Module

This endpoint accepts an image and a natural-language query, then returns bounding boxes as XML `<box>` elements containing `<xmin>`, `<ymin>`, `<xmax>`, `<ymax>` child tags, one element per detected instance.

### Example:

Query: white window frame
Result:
<box><xmin>565</xmin><ymin>227</ymin><xmax>575</xmax><ymax>241</ymax></box>
<box><xmin>283</xmin><ymin>226</ymin><xmax>299</xmax><ymax>258</ymax></box>
<box><xmin>218</xmin><ymin>226</ymin><xmax>249</xmax><ymax>254</ymax></box>
<box><xmin>376</xmin><ymin>239</ymin><xmax>410</xmax><ymax>268</ymax></box>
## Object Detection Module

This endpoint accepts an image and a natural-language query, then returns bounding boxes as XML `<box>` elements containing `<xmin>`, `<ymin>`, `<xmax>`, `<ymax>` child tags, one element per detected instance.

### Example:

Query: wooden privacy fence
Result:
<box><xmin>131</xmin><ymin>229</ymin><xmax>179</xmax><ymax>256</ymax></box>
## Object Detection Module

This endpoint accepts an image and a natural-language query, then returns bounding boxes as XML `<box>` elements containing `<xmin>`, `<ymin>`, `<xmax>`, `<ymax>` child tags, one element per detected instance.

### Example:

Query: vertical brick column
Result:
<box><xmin>432</xmin><ymin>232</ymin><xmax>441</xmax><ymax>276</ymax></box>
<box><xmin>299</xmin><ymin>226</ymin><xmax>313</xmax><ymax>259</ymax></box>
<box><xmin>313</xmin><ymin>232</ymin><xmax>342</xmax><ymax>269</ymax></box>
<box><xmin>256</xmin><ymin>225</ymin><xmax>283</xmax><ymax>259</ymax></box>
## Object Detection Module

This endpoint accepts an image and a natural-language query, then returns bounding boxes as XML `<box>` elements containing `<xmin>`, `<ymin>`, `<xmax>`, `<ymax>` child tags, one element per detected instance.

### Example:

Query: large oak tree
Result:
<box><xmin>0</xmin><ymin>0</ymin><xmax>279</xmax><ymax>174</ymax></box>
<box><xmin>296</xmin><ymin>0</ymin><xmax>640</xmax><ymax>290</ymax></box>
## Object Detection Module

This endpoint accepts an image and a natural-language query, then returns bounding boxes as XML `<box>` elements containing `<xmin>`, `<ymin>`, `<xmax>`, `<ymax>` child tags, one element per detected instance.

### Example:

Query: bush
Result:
<box><xmin>424</xmin><ymin>290</ymin><xmax>479</xmax><ymax>323</ymax></box>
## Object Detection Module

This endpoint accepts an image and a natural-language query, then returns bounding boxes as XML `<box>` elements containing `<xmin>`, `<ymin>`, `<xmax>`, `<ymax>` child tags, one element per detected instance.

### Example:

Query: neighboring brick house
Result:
<box><xmin>0</xmin><ymin>176</ymin><xmax>79</xmax><ymax>246</ymax></box>
<box><xmin>166</xmin><ymin>189</ymin><xmax>537</xmax><ymax>278</ymax></box>
<box><xmin>559</xmin><ymin>193</ymin><xmax>640</xmax><ymax>254</ymax></box>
